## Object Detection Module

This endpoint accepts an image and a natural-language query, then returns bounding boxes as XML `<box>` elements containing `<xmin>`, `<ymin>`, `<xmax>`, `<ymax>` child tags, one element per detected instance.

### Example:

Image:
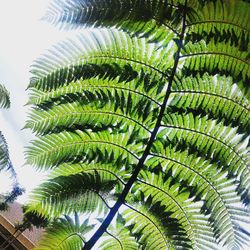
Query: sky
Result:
<box><xmin>0</xmin><ymin>0</ymin><xmax>79</xmax><ymax>203</ymax></box>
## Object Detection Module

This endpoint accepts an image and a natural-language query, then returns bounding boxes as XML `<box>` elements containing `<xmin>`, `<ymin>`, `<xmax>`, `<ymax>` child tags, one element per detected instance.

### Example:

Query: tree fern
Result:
<box><xmin>25</xmin><ymin>0</ymin><xmax>250</xmax><ymax>249</ymax></box>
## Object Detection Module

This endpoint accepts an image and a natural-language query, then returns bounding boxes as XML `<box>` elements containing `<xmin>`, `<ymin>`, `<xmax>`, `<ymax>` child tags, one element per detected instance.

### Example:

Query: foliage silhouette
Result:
<box><xmin>0</xmin><ymin>84</ymin><xmax>22</xmax><ymax>210</ymax></box>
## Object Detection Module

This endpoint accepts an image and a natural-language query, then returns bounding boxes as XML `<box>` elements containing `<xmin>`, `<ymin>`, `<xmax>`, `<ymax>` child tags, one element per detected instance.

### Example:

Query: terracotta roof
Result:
<box><xmin>0</xmin><ymin>201</ymin><xmax>44</xmax><ymax>248</ymax></box>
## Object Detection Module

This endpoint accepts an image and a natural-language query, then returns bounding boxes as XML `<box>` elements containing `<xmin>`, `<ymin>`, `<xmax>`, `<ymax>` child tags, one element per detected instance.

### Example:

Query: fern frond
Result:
<box><xmin>26</xmin><ymin>0</ymin><xmax>250</xmax><ymax>249</ymax></box>
<box><xmin>45</xmin><ymin>0</ymin><xmax>182</xmax><ymax>43</ymax></box>
<box><xmin>181</xmin><ymin>40</ymin><xmax>250</xmax><ymax>81</ymax></box>
<box><xmin>0</xmin><ymin>85</ymin><xmax>21</xmax><ymax>210</ymax></box>
<box><xmin>26</xmin><ymin>129</ymin><xmax>142</xmax><ymax>170</ymax></box>
<box><xmin>161</xmin><ymin>112</ymin><xmax>250</xmax><ymax>185</ymax></box>
<box><xmin>170</xmin><ymin>74</ymin><xmax>250</xmax><ymax>131</ymax></box>
<box><xmin>27</xmin><ymin>171</ymin><xmax>116</xmax><ymax>219</ymax></box>
<box><xmin>186</xmin><ymin>0</ymin><xmax>250</xmax><ymax>48</ymax></box>
<box><xmin>148</xmin><ymin>144</ymin><xmax>250</xmax><ymax>246</ymax></box>
<box><xmin>0</xmin><ymin>132</ymin><xmax>12</xmax><ymax>173</ymax></box>
<box><xmin>28</xmin><ymin>75</ymin><xmax>163</xmax><ymax>107</ymax></box>
<box><xmin>26</xmin><ymin>77</ymin><xmax>161</xmax><ymax>135</ymax></box>
<box><xmin>122</xmin><ymin>200</ymin><xmax>189</xmax><ymax>249</ymax></box>
<box><xmin>99</xmin><ymin>215</ymin><xmax>142</xmax><ymax>250</ymax></box>
<box><xmin>134</xmin><ymin>171</ymin><xmax>217</xmax><ymax>249</ymax></box>
<box><xmin>35</xmin><ymin>213</ymin><xmax>93</xmax><ymax>249</ymax></box>
<box><xmin>30</xmin><ymin>30</ymin><xmax>175</xmax><ymax>91</ymax></box>
<box><xmin>0</xmin><ymin>86</ymin><xmax>14</xmax><ymax>179</ymax></box>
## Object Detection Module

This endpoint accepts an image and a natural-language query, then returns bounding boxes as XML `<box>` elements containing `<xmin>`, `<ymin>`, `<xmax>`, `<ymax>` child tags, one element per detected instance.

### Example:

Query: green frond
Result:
<box><xmin>29</xmin><ymin>30</ymin><xmax>175</xmax><ymax>91</ymax></box>
<box><xmin>122</xmin><ymin>199</ymin><xmax>189</xmax><ymax>249</ymax></box>
<box><xmin>0</xmin><ymin>84</ymin><xmax>21</xmax><ymax>210</ymax></box>
<box><xmin>186</xmin><ymin>0</ymin><xmax>250</xmax><ymax>47</ymax></box>
<box><xmin>0</xmin><ymin>87</ymin><xmax>15</xmax><ymax>180</ymax></box>
<box><xmin>134</xmin><ymin>171</ymin><xmax>217</xmax><ymax>249</ymax></box>
<box><xmin>0</xmin><ymin>132</ymin><xmax>11</xmax><ymax>173</ymax></box>
<box><xmin>26</xmin><ymin>77</ymin><xmax>161</xmax><ymax>135</ymax></box>
<box><xmin>26</xmin><ymin>129</ymin><xmax>142</xmax><ymax>170</ymax></box>
<box><xmin>27</xmin><ymin>171</ymin><xmax>116</xmax><ymax>219</ymax></box>
<box><xmin>26</xmin><ymin>0</ymin><xmax>250</xmax><ymax>249</ymax></box>
<box><xmin>161</xmin><ymin>112</ymin><xmax>250</xmax><ymax>187</ymax></box>
<box><xmin>26</xmin><ymin>99</ymin><xmax>153</xmax><ymax>135</ymax></box>
<box><xmin>48</xmin><ymin>162</ymin><xmax>126</xmax><ymax>184</ymax></box>
<box><xmin>170</xmin><ymin>74</ymin><xmax>250</xmax><ymax>131</ymax></box>
<box><xmin>28</xmin><ymin>75</ymin><xmax>163</xmax><ymax>107</ymax></box>
<box><xmin>99</xmin><ymin>215</ymin><xmax>142</xmax><ymax>250</ymax></box>
<box><xmin>147</xmin><ymin>144</ymin><xmax>250</xmax><ymax>246</ymax></box>
<box><xmin>45</xmin><ymin>0</ymin><xmax>182</xmax><ymax>43</ymax></box>
<box><xmin>35</xmin><ymin>213</ymin><xmax>93</xmax><ymax>249</ymax></box>
<box><xmin>181</xmin><ymin>40</ymin><xmax>250</xmax><ymax>81</ymax></box>
<box><xmin>0</xmin><ymin>84</ymin><xmax>11</xmax><ymax>173</ymax></box>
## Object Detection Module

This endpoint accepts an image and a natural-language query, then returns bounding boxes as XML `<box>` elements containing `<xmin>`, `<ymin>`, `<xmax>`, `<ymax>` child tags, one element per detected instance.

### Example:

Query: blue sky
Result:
<box><xmin>0</xmin><ymin>0</ymin><xmax>78</xmax><ymax>203</ymax></box>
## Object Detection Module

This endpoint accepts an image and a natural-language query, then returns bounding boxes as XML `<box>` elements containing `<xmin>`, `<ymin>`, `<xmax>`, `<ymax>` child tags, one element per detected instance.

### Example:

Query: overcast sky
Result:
<box><xmin>0</xmin><ymin>0</ymin><xmax>78</xmax><ymax>203</ymax></box>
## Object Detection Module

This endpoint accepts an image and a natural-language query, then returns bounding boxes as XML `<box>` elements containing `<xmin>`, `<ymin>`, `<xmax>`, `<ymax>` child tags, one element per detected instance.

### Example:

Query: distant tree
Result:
<box><xmin>0</xmin><ymin>84</ymin><xmax>22</xmax><ymax>210</ymax></box>
<box><xmin>25</xmin><ymin>0</ymin><xmax>250</xmax><ymax>249</ymax></box>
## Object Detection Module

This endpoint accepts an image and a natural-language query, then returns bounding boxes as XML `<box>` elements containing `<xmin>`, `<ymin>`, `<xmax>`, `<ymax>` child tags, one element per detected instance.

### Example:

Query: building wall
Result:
<box><xmin>0</xmin><ymin>202</ymin><xmax>44</xmax><ymax>249</ymax></box>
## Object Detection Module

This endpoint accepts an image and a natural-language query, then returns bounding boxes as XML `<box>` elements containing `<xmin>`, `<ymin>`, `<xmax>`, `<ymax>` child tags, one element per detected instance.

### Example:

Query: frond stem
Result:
<box><xmin>96</xmin><ymin>193</ymin><xmax>111</xmax><ymax>209</ymax></box>
<box><xmin>78</xmin><ymin>168</ymin><xmax>126</xmax><ymax>186</ymax></box>
<box><xmin>180</xmin><ymin>52</ymin><xmax>249</xmax><ymax>66</ymax></box>
<box><xmin>84</xmin><ymin>55</ymin><xmax>167</xmax><ymax>77</ymax></box>
<box><xmin>58</xmin><ymin>232</ymin><xmax>86</xmax><ymax>247</ymax></box>
<box><xmin>187</xmin><ymin>20</ymin><xmax>249</xmax><ymax>32</ymax></box>
<box><xmin>32</xmin><ymin>110</ymin><xmax>152</xmax><ymax>134</ymax></box>
<box><xmin>151</xmin><ymin>17</ymin><xmax>180</xmax><ymax>35</ymax></box>
<box><xmin>105</xmin><ymin>230</ymin><xmax>124</xmax><ymax>250</ymax></box>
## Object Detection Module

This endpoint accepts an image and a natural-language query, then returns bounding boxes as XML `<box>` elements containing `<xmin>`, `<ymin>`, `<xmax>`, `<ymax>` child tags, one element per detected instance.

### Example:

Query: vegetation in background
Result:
<box><xmin>0</xmin><ymin>84</ymin><xmax>22</xmax><ymax>210</ymax></box>
<box><xmin>25</xmin><ymin>0</ymin><xmax>250</xmax><ymax>249</ymax></box>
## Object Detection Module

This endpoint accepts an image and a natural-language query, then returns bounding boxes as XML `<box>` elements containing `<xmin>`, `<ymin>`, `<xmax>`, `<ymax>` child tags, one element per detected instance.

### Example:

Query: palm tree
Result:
<box><xmin>25</xmin><ymin>0</ymin><xmax>250</xmax><ymax>249</ymax></box>
<box><xmin>0</xmin><ymin>84</ymin><xmax>22</xmax><ymax>210</ymax></box>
